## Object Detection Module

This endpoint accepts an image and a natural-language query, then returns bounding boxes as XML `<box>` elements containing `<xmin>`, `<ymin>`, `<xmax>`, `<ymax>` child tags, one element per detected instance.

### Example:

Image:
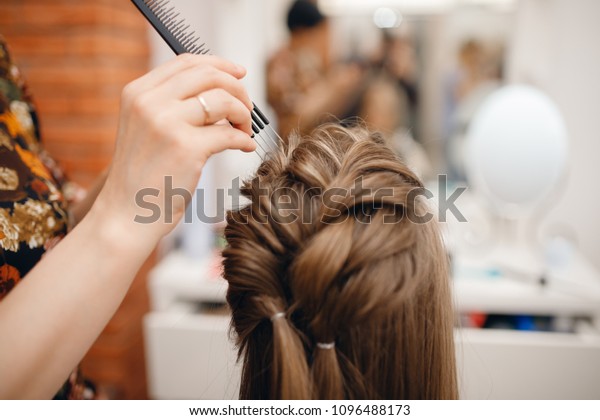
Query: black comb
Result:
<box><xmin>130</xmin><ymin>0</ymin><xmax>280</xmax><ymax>156</ymax></box>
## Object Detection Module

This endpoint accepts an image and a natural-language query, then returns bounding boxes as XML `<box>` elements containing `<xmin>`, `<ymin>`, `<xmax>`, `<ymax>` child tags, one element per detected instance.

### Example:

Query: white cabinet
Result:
<box><xmin>144</xmin><ymin>251</ymin><xmax>600</xmax><ymax>399</ymax></box>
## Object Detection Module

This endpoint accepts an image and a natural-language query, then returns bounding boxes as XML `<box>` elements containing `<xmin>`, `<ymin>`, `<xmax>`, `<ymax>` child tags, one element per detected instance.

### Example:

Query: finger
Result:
<box><xmin>153</xmin><ymin>65</ymin><xmax>253</xmax><ymax>111</ymax></box>
<box><xmin>128</xmin><ymin>54</ymin><xmax>246</xmax><ymax>94</ymax></box>
<box><xmin>186</xmin><ymin>124</ymin><xmax>256</xmax><ymax>157</ymax></box>
<box><xmin>174</xmin><ymin>89</ymin><xmax>252</xmax><ymax>135</ymax></box>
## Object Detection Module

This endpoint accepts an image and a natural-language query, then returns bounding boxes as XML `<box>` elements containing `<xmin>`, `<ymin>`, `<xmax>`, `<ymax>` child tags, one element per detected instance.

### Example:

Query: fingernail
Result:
<box><xmin>236</xmin><ymin>64</ymin><xmax>246</xmax><ymax>72</ymax></box>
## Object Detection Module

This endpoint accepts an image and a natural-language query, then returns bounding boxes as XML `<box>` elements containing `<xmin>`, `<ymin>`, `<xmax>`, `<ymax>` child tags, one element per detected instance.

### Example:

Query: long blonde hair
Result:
<box><xmin>223</xmin><ymin>124</ymin><xmax>457</xmax><ymax>399</ymax></box>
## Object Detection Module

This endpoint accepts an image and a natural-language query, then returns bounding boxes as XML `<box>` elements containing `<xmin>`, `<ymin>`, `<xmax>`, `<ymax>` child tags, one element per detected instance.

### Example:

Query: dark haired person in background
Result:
<box><xmin>267</xmin><ymin>0</ymin><xmax>364</xmax><ymax>139</ymax></box>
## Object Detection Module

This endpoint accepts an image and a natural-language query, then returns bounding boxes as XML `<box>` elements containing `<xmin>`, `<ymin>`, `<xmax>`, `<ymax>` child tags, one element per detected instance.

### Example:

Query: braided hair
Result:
<box><xmin>223</xmin><ymin>124</ymin><xmax>457</xmax><ymax>399</ymax></box>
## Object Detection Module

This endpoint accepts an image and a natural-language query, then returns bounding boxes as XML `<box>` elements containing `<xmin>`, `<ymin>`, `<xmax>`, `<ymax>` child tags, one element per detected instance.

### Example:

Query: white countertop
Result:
<box><xmin>149</xmin><ymin>247</ymin><xmax>600</xmax><ymax>318</ymax></box>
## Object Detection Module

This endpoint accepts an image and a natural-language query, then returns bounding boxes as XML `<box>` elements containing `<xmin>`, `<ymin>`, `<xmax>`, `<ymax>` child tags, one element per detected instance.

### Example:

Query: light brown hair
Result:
<box><xmin>223</xmin><ymin>124</ymin><xmax>457</xmax><ymax>399</ymax></box>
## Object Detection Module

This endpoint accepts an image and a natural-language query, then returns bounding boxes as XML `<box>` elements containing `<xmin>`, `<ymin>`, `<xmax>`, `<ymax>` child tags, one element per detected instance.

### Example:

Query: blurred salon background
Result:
<box><xmin>2</xmin><ymin>0</ymin><xmax>599</xmax><ymax>399</ymax></box>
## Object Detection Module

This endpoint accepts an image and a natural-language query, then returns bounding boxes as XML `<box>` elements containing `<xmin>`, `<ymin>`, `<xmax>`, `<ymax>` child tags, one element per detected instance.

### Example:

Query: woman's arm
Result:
<box><xmin>0</xmin><ymin>201</ymin><xmax>152</xmax><ymax>398</ymax></box>
<box><xmin>0</xmin><ymin>54</ymin><xmax>255</xmax><ymax>399</ymax></box>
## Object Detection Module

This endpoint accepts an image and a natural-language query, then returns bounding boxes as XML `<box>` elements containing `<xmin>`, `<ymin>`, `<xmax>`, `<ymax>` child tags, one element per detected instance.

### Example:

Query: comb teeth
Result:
<box><xmin>140</xmin><ymin>0</ymin><xmax>210</xmax><ymax>55</ymax></box>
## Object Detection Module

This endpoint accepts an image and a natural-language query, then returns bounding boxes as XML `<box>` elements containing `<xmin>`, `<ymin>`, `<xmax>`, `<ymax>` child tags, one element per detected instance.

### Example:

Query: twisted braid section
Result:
<box><xmin>223</xmin><ymin>124</ymin><xmax>456</xmax><ymax>399</ymax></box>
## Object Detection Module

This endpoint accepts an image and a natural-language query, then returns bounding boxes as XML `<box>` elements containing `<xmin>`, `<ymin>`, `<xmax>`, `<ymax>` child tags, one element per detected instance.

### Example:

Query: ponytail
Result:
<box><xmin>259</xmin><ymin>297</ymin><xmax>312</xmax><ymax>399</ymax></box>
<box><xmin>311</xmin><ymin>343</ymin><xmax>344</xmax><ymax>399</ymax></box>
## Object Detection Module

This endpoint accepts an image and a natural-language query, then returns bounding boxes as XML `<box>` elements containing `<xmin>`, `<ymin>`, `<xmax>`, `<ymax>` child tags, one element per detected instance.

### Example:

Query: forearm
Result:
<box><xmin>0</xmin><ymin>204</ymin><xmax>153</xmax><ymax>399</ymax></box>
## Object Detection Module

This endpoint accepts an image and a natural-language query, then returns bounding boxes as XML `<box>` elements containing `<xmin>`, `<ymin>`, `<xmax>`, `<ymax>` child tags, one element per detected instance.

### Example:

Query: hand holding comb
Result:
<box><xmin>130</xmin><ymin>0</ymin><xmax>280</xmax><ymax>156</ymax></box>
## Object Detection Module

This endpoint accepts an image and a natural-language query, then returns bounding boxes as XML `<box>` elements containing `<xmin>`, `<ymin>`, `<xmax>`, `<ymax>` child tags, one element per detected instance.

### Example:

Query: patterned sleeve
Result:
<box><xmin>0</xmin><ymin>34</ymin><xmax>96</xmax><ymax>399</ymax></box>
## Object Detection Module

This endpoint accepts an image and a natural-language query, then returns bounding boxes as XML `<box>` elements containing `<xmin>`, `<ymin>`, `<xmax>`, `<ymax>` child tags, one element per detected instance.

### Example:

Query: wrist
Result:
<box><xmin>83</xmin><ymin>195</ymin><xmax>158</xmax><ymax>259</ymax></box>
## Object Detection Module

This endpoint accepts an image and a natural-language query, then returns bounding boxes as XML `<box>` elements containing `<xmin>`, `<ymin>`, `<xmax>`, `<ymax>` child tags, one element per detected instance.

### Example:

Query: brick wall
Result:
<box><xmin>1</xmin><ymin>0</ymin><xmax>150</xmax><ymax>186</ymax></box>
<box><xmin>1</xmin><ymin>0</ymin><xmax>153</xmax><ymax>399</ymax></box>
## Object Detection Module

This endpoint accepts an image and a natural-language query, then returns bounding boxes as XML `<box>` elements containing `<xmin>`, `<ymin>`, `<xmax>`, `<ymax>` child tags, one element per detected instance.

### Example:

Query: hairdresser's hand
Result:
<box><xmin>90</xmin><ymin>54</ymin><xmax>256</xmax><ymax>251</ymax></box>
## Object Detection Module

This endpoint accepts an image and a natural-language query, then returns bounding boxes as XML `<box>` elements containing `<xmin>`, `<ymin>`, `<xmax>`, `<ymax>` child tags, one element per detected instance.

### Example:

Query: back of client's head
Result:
<box><xmin>223</xmin><ymin>124</ymin><xmax>457</xmax><ymax>399</ymax></box>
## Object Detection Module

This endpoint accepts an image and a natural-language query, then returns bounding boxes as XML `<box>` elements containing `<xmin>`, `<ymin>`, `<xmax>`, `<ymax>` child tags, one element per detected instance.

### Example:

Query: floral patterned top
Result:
<box><xmin>0</xmin><ymin>35</ymin><xmax>93</xmax><ymax>399</ymax></box>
